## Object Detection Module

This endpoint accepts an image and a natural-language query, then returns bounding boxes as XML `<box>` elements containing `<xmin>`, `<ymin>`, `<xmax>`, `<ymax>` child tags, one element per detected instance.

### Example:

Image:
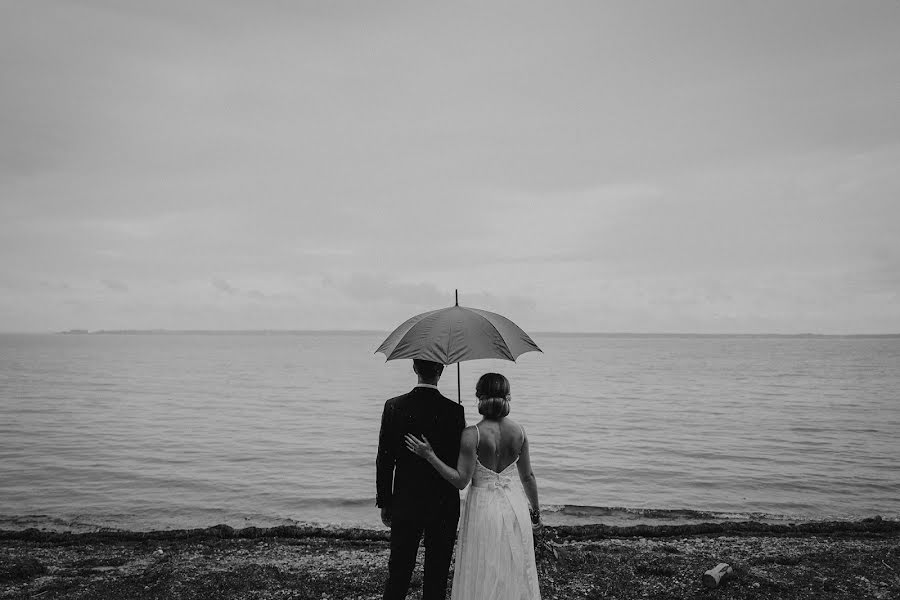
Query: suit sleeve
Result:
<box><xmin>454</xmin><ymin>405</ymin><xmax>466</xmax><ymax>455</ymax></box>
<box><xmin>375</xmin><ymin>401</ymin><xmax>394</xmax><ymax>508</ymax></box>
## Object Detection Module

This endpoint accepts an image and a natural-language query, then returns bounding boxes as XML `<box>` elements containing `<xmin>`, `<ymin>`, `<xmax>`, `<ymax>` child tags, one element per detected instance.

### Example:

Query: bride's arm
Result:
<box><xmin>516</xmin><ymin>433</ymin><xmax>541</xmax><ymax>523</ymax></box>
<box><xmin>405</xmin><ymin>427</ymin><xmax>477</xmax><ymax>490</ymax></box>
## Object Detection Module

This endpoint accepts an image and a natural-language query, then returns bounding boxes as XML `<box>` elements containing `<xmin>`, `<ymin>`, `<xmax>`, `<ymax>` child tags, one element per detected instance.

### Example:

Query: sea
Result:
<box><xmin>1</xmin><ymin>332</ymin><xmax>898</xmax><ymax>533</ymax></box>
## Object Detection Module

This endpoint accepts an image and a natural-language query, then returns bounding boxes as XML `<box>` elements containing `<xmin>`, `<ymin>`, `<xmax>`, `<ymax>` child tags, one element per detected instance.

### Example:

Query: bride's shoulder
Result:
<box><xmin>459</xmin><ymin>425</ymin><xmax>479</xmax><ymax>448</ymax></box>
<box><xmin>502</xmin><ymin>416</ymin><xmax>523</xmax><ymax>430</ymax></box>
<box><xmin>503</xmin><ymin>418</ymin><xmax>527</xmax><ymax>440</ymax></box>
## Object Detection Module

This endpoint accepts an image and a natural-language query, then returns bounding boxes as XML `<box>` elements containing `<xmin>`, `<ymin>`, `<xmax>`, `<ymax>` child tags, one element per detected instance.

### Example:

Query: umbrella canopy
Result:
<box><xmin>375</xmin><ymin>304</ymin><xmax>542</xmax><ymax>364</ymax></box>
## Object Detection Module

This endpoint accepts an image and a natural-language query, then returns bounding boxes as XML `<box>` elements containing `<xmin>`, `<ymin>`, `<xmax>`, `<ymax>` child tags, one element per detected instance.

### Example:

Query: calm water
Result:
<box><xmin>1</xmin><ymin>332</ymin><xmax>898</xmax><ymax>532</ymax></box>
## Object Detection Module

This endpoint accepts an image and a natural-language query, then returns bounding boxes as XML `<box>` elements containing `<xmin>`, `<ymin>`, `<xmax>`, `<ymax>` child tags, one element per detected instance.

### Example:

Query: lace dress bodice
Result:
<box><xmin>471</xmin><ymin>457</ymin><xmax>520</xmax><ymax>489</ymax></box>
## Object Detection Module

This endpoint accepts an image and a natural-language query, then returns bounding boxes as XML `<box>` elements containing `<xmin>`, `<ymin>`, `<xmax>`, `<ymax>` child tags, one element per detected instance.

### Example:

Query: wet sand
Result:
<box><xmin>2</xmin><ymin>518</ymin><xmax>898</xmax><ymax>599</ymax></box>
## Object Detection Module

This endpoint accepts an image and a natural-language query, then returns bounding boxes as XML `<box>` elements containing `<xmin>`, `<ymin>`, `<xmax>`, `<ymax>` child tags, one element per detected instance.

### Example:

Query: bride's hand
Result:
<box><xmin>404</xmin><ymin>434</ymin><xmax>435</xmax><ymax>460</ymax></box>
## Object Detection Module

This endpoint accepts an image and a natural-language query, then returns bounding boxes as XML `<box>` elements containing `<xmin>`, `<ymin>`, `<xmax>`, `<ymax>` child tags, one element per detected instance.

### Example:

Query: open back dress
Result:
<box><xmin>450</xmin><ymin>424</ymin><xmax>541</xmax><ymax>600</ymax></box>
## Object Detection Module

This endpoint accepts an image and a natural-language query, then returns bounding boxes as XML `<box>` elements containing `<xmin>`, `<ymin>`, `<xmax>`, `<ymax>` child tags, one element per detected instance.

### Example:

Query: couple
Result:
<box><xmin>376</xmin><ymin>359</ymin><xmax>541</xmax><ymax>600</ymax></box>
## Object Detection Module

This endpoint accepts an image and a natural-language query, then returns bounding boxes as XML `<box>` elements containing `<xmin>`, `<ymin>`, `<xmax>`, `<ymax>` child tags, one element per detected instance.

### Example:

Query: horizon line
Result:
<box><xmin>2</xmin><ymin>328</ymin><xmax>899</xmax><ymax>338</ymax></box>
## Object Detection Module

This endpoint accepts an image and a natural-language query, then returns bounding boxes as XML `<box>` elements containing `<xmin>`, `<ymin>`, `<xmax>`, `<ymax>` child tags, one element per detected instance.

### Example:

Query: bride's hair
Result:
<box><xmin>476</xmin><ymin>373</ymin><xmax>511</xmax><ymax>419</ymax></box>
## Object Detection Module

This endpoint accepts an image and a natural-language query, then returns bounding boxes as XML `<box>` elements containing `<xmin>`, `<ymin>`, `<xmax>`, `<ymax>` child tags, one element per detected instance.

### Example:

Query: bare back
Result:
<box><xmin>474</xmin><ymin>417</ymin><xmax>525</xmax><ymax>473</ymax></box>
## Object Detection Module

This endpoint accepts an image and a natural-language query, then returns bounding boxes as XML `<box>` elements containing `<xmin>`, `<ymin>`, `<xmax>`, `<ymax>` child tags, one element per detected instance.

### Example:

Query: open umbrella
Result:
<box><xmin>375</xmin><ymin>291</ymin><xmax>542</xmax><ymax>402</ymax></box>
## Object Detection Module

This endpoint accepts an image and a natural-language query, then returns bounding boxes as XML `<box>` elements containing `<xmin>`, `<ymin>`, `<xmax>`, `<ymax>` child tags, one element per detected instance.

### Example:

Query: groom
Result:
<box><xmin>377</xmin><ymin>359</ymin><xmax>466</xmax><ymax>600</ymax></box>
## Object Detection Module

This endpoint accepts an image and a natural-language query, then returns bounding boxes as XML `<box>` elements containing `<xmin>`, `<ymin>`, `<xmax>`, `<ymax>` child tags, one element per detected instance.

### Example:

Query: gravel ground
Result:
<box><xmin>1</xmin><ymin>519</ymin><xmax>898</xmax><ymax>599</ymax></box>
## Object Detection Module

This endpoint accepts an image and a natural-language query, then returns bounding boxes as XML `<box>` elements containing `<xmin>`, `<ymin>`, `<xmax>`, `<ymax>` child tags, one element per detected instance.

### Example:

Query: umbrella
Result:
<box><xmin>375</xmin><ymin>290</ymin><xmax>542</xmax><ymax>402</ymax></box>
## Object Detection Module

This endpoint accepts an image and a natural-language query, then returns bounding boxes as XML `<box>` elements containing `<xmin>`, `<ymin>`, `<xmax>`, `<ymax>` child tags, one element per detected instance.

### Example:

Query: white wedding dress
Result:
<box><xmin>450</xmin><ymin>426</ymin><xmax>541</xmax><ymax>600</ymax></box>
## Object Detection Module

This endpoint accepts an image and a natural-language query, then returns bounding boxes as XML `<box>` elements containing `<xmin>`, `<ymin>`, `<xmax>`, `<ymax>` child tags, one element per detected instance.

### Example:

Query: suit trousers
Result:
<box><xmin>383</xmin><ymin>511</ymin><xmax>458</xmax><ymax>600</ymax></box>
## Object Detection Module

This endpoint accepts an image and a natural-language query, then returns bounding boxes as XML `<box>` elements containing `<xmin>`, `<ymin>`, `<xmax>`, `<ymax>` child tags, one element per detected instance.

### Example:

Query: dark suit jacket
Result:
<box><xmin>376</xmin><ymin>386</ymin><xmax>466</xmax><ymax>520</ymax></box>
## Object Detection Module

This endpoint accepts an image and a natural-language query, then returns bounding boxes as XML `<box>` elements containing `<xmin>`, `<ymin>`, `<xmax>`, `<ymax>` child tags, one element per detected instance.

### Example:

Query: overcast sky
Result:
<box><xmin>2</xmin><ymin>1</ymin><xmax>899</xmax><ymax>334</ymax></box>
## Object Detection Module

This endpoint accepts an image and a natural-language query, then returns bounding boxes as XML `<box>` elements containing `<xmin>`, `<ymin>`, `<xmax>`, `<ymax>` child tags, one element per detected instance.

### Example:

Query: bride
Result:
<box><xmin>405</xmin><ymin>372</ymin><xmax>541</xmax><ymax>600</ymax></box>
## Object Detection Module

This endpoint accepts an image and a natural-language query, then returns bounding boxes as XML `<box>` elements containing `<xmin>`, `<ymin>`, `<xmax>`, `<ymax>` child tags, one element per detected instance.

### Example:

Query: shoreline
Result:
<box><xmin>2</xmin><ymin>515</ymin><xmax>899</xmax><ymax>543</ymax></box>
<box><xmin>3</xmin><ymin>518</ymin><xmax>898</xmax><ymax>599</ymax></box>
<box><xmin>5</xmin><ymin>503</ymin><xmax>896</xmax><ymax>536</ymax></box>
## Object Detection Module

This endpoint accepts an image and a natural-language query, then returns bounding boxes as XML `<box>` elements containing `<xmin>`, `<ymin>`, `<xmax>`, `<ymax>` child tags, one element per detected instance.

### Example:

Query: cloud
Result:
<box><xmin>1</xmin><ymin>2</ymin><xmax>898</xmax><ymax>333</ymax></box>
<box><xmin>323</xmin><ymin>273</ymin><xmax>537</xmax><ymax>320</ymax></box>
<box><xmin>101</xmin><ymin>279</ymin><xmax>129</xmax><ymax>292</ymax></box>
<box><xmin>325</xmin><ymin>274</ymin><xmax>448</xmax><ymax>306</ymax></box>
<box><xmin>457</xmin><ymin>291</ymin><xmax>537</xmax><ymax>316</ymax></box>
<box><xmin>212</xmin><ymin>278</ymin><xmax>237</xmax><ymax>294</ymax></box>
<box><xmin>209</xmin><ymin>278</ymin><xmax>292</xmax><ymax>302</ymax></box>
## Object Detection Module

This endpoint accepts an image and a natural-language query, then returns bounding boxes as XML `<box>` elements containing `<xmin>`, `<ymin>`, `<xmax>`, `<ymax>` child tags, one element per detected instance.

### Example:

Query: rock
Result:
<box><xmin>702</xmin><ymin>563</ymin><xmax>733</xmax><ymax>588</ymax></box>
<box><xmin>0</xmin><ymin>556</ymin><xmax>46</xmax><ymax>582</ymax></box>
<box><xmin>208</xmin><ymin>524</ymin><xmax>235</xmax><ymax>538</ymax></box>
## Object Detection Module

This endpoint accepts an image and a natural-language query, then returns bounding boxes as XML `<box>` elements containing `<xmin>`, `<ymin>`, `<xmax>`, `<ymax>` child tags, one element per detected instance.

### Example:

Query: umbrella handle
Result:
<box><xmin>456</xmin><ymin>289</ymin><xmax>460</xmax><ymax>403</ymax></box>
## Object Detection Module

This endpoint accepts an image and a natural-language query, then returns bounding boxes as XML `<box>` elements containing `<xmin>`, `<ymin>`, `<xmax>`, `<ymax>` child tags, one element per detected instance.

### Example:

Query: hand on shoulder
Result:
<box><xmin>404</xmin><ymin>433</ymin><xmax>436</xmax><ymax>460</ymax></box>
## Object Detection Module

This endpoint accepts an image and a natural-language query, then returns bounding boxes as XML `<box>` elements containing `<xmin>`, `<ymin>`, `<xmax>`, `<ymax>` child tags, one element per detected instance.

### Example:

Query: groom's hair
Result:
<box><xmin>413</xmin><ymin>359</ymin><xmax>444</xmax><ymax>380</ymax></box>
<box><xmin>476</xmin><ymin>373</ymin><xmax>511</xmax><ymax>419</ymax></box>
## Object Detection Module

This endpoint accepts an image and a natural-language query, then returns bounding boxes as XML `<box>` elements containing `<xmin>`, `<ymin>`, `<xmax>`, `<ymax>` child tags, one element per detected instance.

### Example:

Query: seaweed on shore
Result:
<box><xmin>2</xmin><ymin>515</ymin><xmax>896</xmax><ymax>545</ymax></box>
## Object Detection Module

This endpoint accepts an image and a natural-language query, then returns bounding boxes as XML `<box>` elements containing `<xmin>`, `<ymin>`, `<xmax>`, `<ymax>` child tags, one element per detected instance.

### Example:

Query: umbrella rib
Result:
<box><xmin>375</xmin><ymin>308</ymin><xmax>443</xmax><ymax>357</ymax></box>
<box><xmin>393</xmin><ymin>309</ymin><xmax>446</xmax><ymax>361</ymax></box>
<box><xmin>475</xmin><ymin>313</ymin><xmax>516</xmax><ymax>361</ymax></box>
<box><xmin>376</xmin><ymin>305</ymin><xmax>540</xmax><ymax>364</ymax></box>
<box><xmin>469</xmin><ymin>307</ymin><xmax>541</xmax><ymax>357</ymax></box>
<box><xmin>447</xmin><ymin>316</ymin><xmax>455</xmax><ymax>364</ymax></box>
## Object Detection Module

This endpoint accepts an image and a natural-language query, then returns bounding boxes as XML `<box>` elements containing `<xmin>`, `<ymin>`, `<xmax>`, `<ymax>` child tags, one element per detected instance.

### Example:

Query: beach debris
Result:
<box><xmin>702</xmin><ymin>562</ymin><xmax>733</xmax><ymax>588</ymax></box>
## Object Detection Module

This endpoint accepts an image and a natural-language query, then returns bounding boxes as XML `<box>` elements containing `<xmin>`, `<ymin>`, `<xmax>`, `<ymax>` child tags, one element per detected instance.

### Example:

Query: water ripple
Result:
<box><xmin>2</xmin><ymin>332</ymin><xmax>899</xmax><ymax>529</ymax></box>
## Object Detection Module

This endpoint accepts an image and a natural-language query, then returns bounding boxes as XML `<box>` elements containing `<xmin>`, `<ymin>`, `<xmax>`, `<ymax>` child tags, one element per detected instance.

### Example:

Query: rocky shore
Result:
<box><xmin>2</xmin><ymin>518</ymin><xmax>898</xmax><ymax>599</ymax></box>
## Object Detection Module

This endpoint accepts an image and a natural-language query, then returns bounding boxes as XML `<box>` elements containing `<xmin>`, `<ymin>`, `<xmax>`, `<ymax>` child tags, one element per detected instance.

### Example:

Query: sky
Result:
<box><xmin>2</xmin><ymin>1</ymin><xmax>899</xmax><ymax>334</ymax></box>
